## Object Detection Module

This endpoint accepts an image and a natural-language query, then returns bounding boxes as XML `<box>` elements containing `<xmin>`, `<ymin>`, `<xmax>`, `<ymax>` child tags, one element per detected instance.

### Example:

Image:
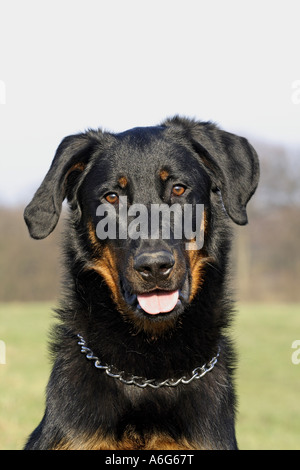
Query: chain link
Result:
<box><xmin>77</xmin><ymin>334</ymin><xmax>220</xmax><ymax>389</ymax></box>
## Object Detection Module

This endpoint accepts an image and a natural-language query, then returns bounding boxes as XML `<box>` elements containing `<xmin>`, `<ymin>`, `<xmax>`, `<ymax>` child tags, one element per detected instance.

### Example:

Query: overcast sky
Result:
<box><xmin>1</xmin><ymin>0</ymin><xmax>300</xmax><ymax>205</ymax></box>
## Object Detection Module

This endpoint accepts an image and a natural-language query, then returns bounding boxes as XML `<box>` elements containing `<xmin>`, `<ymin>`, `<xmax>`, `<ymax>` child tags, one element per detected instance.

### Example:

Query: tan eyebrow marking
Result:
<box><xmin>159</xmin><ymin>169</ymin><xmax>169</xmax><ymax>181</ymax></box>
<box><xmin>118</xmin><ymin>176</ymin><xmax>128</xmax><ymax>188</ymax></box>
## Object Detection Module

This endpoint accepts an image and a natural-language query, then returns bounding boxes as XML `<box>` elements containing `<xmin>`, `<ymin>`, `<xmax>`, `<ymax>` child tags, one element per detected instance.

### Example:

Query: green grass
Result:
<box><xmin>235</xmin><ymin>303</ymin><xmax>300</xmax><ymax>450</ymax></box>
<box><xmin>0</xmin><ymin>302</ymin><xmax>299</xmax><ymax>450</ymax></box>
<box><xmin>0</xmin><ymin>302</ymin><xmax>52</xmax><ymax>450</ymax></box>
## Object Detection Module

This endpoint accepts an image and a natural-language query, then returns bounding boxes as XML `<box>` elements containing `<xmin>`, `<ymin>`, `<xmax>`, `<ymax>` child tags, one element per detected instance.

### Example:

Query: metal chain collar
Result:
<box><xmin>77</xmin><ymin>334</ymin><xmax>220</xmax><ymax>389</ymax></box>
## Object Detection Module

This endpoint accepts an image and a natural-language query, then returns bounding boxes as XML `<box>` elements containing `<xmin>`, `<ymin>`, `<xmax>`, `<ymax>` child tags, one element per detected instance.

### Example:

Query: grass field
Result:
<box><xmin>0</xmin><ymin>302</ymin><xmax>299</xmax><ymax>450</ymax></box>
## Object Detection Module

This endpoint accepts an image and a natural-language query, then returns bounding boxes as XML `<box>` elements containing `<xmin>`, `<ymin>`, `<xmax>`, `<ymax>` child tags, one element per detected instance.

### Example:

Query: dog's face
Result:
<box><xmin>81</xmin><ymin>127</ymin><xmax>211</xmax><ymax>333</ymax></box>
<box><xmin>24</xmin><ymin>117</ymin><xmax>259</xmax><ymax>336</ymax></box>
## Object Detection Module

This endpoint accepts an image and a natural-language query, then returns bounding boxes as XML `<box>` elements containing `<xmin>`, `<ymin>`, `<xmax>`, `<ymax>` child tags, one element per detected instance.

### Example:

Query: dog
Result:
<box><xmin>24</xmin><ymin>116</ymin><xmax>259</xmax><ymax>450</ymax></box>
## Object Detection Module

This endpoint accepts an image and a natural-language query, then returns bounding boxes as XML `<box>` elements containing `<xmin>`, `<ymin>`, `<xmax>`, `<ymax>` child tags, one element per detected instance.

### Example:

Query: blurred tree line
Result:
<box><xmin>0</xmin><ymin>139</ymin><xmax>299</xmax><ymax>302</ymax></box>
<box><xmin>234</xmin><ymin>140</ymin><xmax>300</xmax><ymax>302</ymax></box>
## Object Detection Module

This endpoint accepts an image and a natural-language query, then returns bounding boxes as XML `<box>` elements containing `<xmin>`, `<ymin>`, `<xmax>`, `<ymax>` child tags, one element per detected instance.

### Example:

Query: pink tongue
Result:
<box><xmin>137</xmin><ymin>290</ymin><xmax>179</xmax><ymax>315</ymax></box>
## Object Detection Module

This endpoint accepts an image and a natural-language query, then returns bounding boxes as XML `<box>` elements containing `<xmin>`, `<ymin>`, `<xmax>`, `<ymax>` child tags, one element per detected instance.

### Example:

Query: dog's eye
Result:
<box><xmin>105</xmin><ymin>192</ymin><xmax>119</xmax><ymax>204</ymax></box>
<box><xmin>172</xmin><ymin>185</ymin><xmax>186</xmax><ymax>196</ymax></box>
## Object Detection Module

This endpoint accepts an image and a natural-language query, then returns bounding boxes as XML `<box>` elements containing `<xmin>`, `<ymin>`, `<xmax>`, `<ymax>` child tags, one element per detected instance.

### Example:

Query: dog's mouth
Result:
<box><xmin>122</xmin><ymin>277</ymin><xmax>189</xmax><ymax>319</ymax></box>
<box><xmin>137</xmin><ymin>289</ymin><xmax>180</xmax><ymax>315</ymax></box>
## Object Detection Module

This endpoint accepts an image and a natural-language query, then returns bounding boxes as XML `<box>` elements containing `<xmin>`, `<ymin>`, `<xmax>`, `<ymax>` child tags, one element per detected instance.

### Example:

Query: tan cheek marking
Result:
<box><xmin>87</xmin><ymin>220</ymin><xmax>100</xmax><ymax>247</ymax></box>
<box><xmin>187</xmin><ymin>251</ymin><xmax>208</xmax><ymax>301</ymax></box>
<box><xmin>87</xmin><ymin>221</ymin><xmax>128</xmax><ymax>313</ymax></box>
<box><xmin>92</xmin><ymin>246</ymin><xmax>120</xmax><ymax>304</ymax></box>
<box><xmin>186</xmin><ymin>210</ymin><xmax>213</xmax><ymax>301</ymax></box>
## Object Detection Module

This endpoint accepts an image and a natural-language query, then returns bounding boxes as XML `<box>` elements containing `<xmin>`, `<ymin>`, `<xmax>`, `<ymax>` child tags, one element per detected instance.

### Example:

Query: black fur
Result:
<box><xmin>23</xmin><ymin>117</ymin><xmax>259</xmax><ymax>450</ymax></box>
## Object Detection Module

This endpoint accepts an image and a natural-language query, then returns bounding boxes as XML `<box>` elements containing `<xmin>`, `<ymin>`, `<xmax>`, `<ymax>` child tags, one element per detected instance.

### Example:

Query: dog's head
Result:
<box><xmin>24</xmin><ymin>117</ymin><xmax>259</xmax><ymax>335</ymax></box>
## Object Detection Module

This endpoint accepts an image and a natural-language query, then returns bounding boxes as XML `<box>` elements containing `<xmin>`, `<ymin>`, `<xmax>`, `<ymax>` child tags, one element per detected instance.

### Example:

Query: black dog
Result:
<box><xmin>24</xmin><ymin>116</ymin><xmax>259</xmax><ymax>450</ymax></box>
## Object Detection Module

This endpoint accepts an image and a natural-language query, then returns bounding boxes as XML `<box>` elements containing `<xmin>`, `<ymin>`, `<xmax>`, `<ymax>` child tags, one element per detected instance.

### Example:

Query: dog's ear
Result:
<box><xmin>164</xmin><ymin>117</ymin><xmax>260</xmax><ymax>225</ymax></box>
<box><xmin>24</xmin><ymin>132</ymin><xmax>99</xmax><ymax>239</ymax></box>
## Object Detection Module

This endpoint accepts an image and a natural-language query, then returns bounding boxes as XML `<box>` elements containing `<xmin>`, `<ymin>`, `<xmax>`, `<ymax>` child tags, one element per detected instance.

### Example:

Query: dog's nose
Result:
<box><xmin>134</xmin><ymin>250</ymin><xmax>175</xmax><ymax>281</ymax></box>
